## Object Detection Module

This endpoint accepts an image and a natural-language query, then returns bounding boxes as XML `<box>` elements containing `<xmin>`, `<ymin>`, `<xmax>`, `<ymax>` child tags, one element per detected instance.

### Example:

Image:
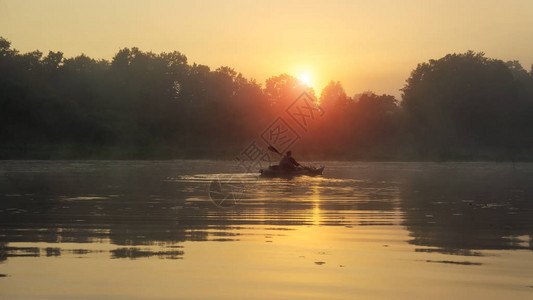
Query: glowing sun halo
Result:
<box><xmin>298</xmin><ymin>74</ymin><xmax>312</xmax><ymax>86</ymax></box>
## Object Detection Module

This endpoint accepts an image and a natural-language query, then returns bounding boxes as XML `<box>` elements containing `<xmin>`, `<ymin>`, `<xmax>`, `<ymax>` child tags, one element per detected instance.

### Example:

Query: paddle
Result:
<box><xmin>267</xmin><ymin>145</ymin><xmax>283</xmax><ymax>156</ymax></box>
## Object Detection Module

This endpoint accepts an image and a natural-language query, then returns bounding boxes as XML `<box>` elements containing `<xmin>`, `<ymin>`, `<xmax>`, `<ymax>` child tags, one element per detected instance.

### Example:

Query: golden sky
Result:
<box><xmin>1</xmin><ymin>0</ymin><xmax>532</xmax><ymax>97</ymax></box>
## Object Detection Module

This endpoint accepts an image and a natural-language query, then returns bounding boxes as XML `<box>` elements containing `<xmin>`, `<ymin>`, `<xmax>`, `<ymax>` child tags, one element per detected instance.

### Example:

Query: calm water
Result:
<box><xmin>0</xmin><ymin>161</ymin><xmax>532</xmax><ymax>299</ymax></box>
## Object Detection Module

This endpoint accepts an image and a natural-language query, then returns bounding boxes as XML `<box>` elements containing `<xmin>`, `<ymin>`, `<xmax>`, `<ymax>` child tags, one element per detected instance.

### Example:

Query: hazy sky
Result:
<box><xmin>1</xmin><ymin>0</ymin><xmax>532</xmax><ymax>97</ymax></box>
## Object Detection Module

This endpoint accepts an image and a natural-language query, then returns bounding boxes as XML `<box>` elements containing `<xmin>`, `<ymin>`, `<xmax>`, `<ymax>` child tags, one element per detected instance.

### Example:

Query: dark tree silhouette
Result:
<box><xmin>0</xmin><ymin>37</ymin><xmax>531</xmax><ymax>160</ymax></box>
<box><xmin>401</xmin><ymin>51</ymin><xmax>533</xmax><ymax>159</ymax></box>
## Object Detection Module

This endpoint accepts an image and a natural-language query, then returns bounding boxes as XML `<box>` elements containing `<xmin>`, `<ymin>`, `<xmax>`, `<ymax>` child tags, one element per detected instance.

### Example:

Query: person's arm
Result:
<box><xmin>289</xmin><ymin>157</ymin><xmax>301</xmax><ymax>167</ymax></box>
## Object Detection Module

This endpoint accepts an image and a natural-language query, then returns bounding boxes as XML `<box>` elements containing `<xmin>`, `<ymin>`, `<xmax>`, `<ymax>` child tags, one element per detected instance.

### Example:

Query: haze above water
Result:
<box><xmin>0</xmin><ymin>161</ymin><xmax>532</xmax><ymax>299</ymax></box>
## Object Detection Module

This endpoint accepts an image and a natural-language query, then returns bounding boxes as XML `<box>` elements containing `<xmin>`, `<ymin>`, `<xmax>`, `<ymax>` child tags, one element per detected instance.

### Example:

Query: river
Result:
<box><xmin>0</xmin><ymin>161</ymin><xmax>532</xmax><ymax>299</ymax></box>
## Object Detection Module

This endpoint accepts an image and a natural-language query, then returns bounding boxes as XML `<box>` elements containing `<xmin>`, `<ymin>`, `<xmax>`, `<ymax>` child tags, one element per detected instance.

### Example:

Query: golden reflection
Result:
<box><xmin>310</xmin><ymin>183</ymin><xmax>321</xmax><ymax>227</ymax></box>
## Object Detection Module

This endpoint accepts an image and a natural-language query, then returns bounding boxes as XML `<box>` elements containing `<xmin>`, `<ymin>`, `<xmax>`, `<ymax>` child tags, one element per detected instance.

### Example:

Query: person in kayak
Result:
<box><xmin>279</xmin><ymin>150</ymin><xmax>301</xmax><ymax>171</ymax></box>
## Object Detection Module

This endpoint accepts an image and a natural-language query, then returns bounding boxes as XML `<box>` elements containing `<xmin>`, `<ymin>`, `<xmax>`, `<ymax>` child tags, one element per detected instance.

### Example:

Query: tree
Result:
<box><xmin>0</xmin><ymin>35</ymin><xmax>531</xmax><ymax>160</ymax></box>
<box><xmin>402</xmin><ymin>51</ymin><xmax>533</xmax><ymax>158</ymax></box>
<box><xmin>264</xmin><ymin>74</ymin><xmax>314</xmax><ymax>108</ymax></box>
<box><xmin>42</xmin><ymin>51</ymin><xmax>64</xmax><ymax>73</ymax></box>
<box><xmin>319</xmin><ymin>80</ymin><xmax>349</xmax><ymax>110</ymax></box>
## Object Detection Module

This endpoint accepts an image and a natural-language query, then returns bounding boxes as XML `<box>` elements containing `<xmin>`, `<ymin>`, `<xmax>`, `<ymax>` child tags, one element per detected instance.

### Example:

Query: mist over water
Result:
<box><xmin>0</xmin><ymin>161</ymin><xmax>532</xmax><ymax>298</ymax></box>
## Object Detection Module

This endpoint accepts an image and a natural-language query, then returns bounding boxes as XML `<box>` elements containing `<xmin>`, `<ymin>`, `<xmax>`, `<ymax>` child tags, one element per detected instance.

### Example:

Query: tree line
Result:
<box><xmin>1</xmin><ymin>36</ymin><xmax>532</xmax><ymax>160</ymax></box>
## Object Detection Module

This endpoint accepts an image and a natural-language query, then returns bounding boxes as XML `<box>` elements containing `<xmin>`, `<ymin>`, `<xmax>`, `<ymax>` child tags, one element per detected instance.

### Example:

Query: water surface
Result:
<box><xmin>1</xmin><ymin>161</ymin><xmax>532</xmax><ymax>299</ymax></box>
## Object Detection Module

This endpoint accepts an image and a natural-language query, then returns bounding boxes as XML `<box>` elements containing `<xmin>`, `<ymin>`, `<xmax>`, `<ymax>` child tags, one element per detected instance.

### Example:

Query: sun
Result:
<box><xmin>298</xmin><ymin>73</ymin><xmax>312</xmax><ymax>86</ymax></box>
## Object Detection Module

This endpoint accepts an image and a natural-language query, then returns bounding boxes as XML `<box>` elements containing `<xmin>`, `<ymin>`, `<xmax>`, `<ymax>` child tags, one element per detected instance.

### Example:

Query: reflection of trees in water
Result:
<box><xmin>7</xmin><ymin>161</ymin><xmax>529</xmax><ymax>262</ymax></box>
<box><xmin>0</xmin><ymin>162</ymin><xmax>211</xmax><ymax>262</ymax></box>
<box><xmin>0</xmin><ymin>245</ymin><xmax>184</xmax><ymax>260</ymax></box>
<box><xmin>111</xmin><ymin>247</ymin><xmax>184</xmax><ymax>259</ymax></box>
<box><xmin>0</xmin><ymin>162</ymin><xmax>403</xmax><ymax>263</ymax></box>
<box><xmin>400</xmin><ymin>165</ymin><xmax>533</xmax><ymax>253</ymax></box>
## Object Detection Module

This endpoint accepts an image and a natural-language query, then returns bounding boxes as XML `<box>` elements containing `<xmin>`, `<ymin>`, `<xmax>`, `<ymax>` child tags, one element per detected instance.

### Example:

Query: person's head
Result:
<box><xmin>286</xmin><ymin>150</ymin><xmax>292</xmax><ymax>156</ymax></box>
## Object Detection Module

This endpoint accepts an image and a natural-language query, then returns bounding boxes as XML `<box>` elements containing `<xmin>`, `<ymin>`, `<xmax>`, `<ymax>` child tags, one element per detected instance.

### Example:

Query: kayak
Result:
<box><xmin>259</xmin><ymin>165</ymin><xmax>325</xmax><ymax>177</ymax></box>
